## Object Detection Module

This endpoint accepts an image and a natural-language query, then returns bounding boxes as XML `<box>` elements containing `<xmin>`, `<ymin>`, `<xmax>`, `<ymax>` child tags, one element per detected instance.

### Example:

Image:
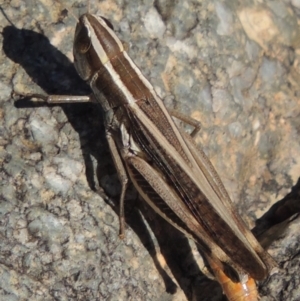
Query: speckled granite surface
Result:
<box><xmin>0</xmin><ymin>0</ymin><xmax>300</xmax><ymax>300</ymax></box>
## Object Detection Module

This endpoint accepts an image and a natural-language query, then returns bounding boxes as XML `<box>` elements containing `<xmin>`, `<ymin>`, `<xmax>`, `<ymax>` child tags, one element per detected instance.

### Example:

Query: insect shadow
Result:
<box><xmin>2</xmin><ymin>23</ymin><xmax>225</xmax><ymax>300</ymax></box>
<box><xmin>253</xmin><ymin>177</ymin><xmax>300</xmax><ymax>248</ymax></box>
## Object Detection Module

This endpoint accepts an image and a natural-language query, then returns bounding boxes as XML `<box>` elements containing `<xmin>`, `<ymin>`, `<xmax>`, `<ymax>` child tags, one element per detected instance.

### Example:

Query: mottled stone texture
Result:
<box><xmin>0</xmin><ymin>0</ymin><xmax>300</xmax><ymax>300</ymax></box>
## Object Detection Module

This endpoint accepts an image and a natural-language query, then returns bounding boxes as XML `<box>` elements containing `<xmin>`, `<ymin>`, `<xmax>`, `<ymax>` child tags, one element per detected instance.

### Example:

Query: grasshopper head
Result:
<box><xmin>73</xmin><ymin>13</ymin><xmax>124</xmax><ymax>81</ymax></box>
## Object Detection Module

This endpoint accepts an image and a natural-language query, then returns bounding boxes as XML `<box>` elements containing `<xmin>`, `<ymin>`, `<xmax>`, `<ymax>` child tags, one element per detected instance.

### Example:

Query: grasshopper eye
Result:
<box><xmin>74</xmin><ymin>24</ymin><xmax>91</xmax><ymax>54</ymax></box>
<box><xmin>100</xmin><ymin>16</ymin><xmax>114</xmax><ymax>30</ymax></box>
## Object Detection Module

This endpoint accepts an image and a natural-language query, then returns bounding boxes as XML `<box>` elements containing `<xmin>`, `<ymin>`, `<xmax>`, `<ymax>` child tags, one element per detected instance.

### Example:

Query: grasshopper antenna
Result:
<box><xmin>87</xmin><ymin>0</ymin><xmax>91</xmax><ymax>13</ymax></box>
<box><xmin>67</xmin><ymin>8</ymin><xmax>79</xmax><ymax>22</ymax></box>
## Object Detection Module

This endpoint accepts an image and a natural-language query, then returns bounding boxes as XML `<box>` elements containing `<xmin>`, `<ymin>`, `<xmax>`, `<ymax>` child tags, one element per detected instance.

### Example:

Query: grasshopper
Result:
<box><xmin>26</xmin><ymin>11</ymin><xmax>276</xmax><ymax>301</ymax></box>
